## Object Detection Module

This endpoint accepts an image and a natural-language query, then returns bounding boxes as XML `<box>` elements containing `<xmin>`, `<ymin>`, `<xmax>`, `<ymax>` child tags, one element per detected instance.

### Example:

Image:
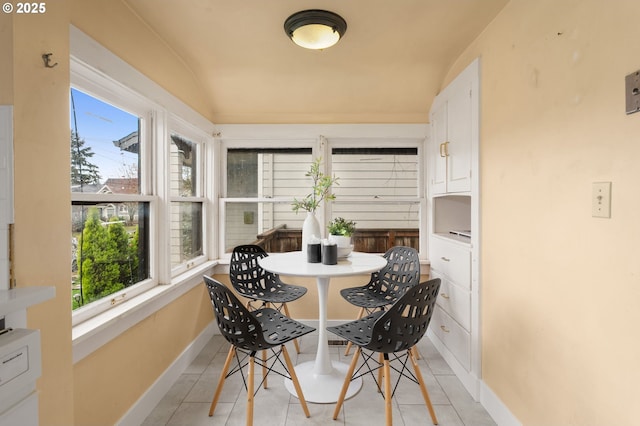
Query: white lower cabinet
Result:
<box><xmin>431</xmin><ymin>270</ymin><xmax>471</xmax><ymax>331</ymax></box>
<box><xmin>431</xmin><ymin>305</ymin><xmax>471</xmax><ymax>370</ymax></box>
<box><xmin>428</xmin><ymin>234</ymin><xmax>479</xmax><ymax>398</ymax></box>
<box><xmin>429</xmin><ymin>236</ymin><xmax>472</xmax><ymax>372</ymax></box>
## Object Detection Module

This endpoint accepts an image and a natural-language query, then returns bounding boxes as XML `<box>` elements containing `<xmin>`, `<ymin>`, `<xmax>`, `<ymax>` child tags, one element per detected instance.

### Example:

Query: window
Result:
<box><xmin>219</xmin><ymin>130</ymin><xmax>424</xmax><ymax>254</ymax></box>
<box><xmin>222</xmin><ymin>147</ymin><xmax>313</xmax><ymax>252</ymax></box>
<box><xmin>329</xmin><ymin>145</ymin><xmax>421</xmax><ymax>252</ymax></box>
<box><xmin>70</xmin><ymin>88</ymin><xmax>153</xmax><ymax>315</ymax></box>
<box><xmin>168</xmin><ymin>121</ymin><xmax>207</xmax><ymax>274</ymax></box>
<box><xmin>69</xmin><ymin>60</ymin><xmax>213</xmax><ymax>324</ymax></box>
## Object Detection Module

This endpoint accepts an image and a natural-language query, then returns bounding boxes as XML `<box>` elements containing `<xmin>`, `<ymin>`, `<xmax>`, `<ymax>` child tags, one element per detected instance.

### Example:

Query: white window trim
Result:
<box><xmin>216</xmin><ymin>124</ymin><xmax>429</xmax><ymax>257</ymax></box>
<box><xmin>70</xmin><ymin>26</ymin><xmax>217</xmax><ymax>362</ymax></box>
<box><xmin>168</xmin><ymin>115</ymin><xmax>212</xmax><ymax>277</ymax></box>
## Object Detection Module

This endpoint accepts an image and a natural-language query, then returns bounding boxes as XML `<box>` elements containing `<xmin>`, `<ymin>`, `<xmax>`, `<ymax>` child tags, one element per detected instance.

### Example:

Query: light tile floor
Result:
<box><xmin>143</xmin><ymin>333</ymin><xmax>496</xmax><ymax>426</ymax></box>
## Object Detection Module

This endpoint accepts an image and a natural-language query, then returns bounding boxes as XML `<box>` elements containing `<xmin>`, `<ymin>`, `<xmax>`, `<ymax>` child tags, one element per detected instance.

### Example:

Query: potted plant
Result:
<box><xmin>292</xmin><ymin>157</ymin><xmax>339</xmax><ymax>250</ymax></box>
<box><xmin>328</xmin><ymin>217</ymin><xmax>356</xmax><ymax>257</ymax></box>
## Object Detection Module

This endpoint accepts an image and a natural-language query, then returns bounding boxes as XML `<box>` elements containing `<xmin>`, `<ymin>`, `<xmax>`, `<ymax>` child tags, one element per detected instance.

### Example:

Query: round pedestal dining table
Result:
<box><xmin>258</xmin><ymin>251</ymin><xmax>387</xmax><ymax>404</ymax></box>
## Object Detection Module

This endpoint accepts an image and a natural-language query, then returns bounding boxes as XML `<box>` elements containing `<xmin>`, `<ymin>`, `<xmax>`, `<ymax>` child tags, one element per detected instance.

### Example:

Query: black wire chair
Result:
<box><xmin>230</xmin><ymin>244</ymin><xmax>308</xmax><ymax>353</ymax></box>
<box><xmin>328</xmin><ymin>278</ymin><xmax>441</xmax><ymax>426</ymax></box>
<box><xmin>339</xmin><ymin>246</ymin><xmax>420</xmax><ymax>355</ymax></box>
<box><xmin>203</xmin><ymin>275</ymin><xmax>315</xmax><ymax>426</ymax></box>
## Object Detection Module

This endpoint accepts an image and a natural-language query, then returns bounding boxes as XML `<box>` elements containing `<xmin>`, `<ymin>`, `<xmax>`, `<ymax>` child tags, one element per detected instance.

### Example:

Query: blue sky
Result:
<box><xmin>70</xmin><ymin>88</ymin><xmax>139</xmax><ymax>183</ymax></box>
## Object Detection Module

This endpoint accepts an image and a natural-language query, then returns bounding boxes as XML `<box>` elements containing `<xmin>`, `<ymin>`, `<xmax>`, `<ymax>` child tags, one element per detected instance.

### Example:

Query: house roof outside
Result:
<box><xmin>98</xmin><ymin>178</ymin><xmax>139</xmax><ymax>195</ymax></box>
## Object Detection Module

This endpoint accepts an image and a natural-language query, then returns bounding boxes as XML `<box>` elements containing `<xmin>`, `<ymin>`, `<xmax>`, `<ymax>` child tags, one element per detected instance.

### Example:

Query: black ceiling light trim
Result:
<box><xmin>284</xmin><ymin>9</ymin><xmax>347</xmax><ymax>50</ymax></box>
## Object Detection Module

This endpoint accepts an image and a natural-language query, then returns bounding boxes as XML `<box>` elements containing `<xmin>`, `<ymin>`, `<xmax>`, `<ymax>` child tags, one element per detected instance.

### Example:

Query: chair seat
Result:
<box><xmin>339</xmin><ymin>286</ymin><xmax>395</xmax><ymax>309</ymax></box>
<box><xmin>327</xmin><ymin>311</ymin><xmax>385</xmax><ymax>347</ymax></box>
<box><xmin>253</xmin><ymin>307</ymin><xmax>315</xmax><ymax>349</ymax></box>
<box><xmin>237</xmin><ymin>283</ymin><xmax>308</xmax><ymax>305</ymax></box>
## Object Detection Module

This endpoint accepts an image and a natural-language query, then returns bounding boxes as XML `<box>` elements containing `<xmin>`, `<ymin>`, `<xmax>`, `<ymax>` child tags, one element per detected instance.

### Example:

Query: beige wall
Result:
<box><xmin>446</xmin><ymin>0</ymin><xmax>640</xmax><ymax>424</ymax></box>
<box><xmin>8</xmin><ymin>5</ymin><xmax>74</xmax><ymax>425</ymax></box>
<box><xmin>73</xmin><ymin>285</ymin><xmax>212</xmax><ymax>424</ymax></box>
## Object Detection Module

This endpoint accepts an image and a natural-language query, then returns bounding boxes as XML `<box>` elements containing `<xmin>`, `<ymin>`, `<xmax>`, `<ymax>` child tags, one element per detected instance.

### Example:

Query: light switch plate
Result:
<box><xmin>626</xmin><ymin>71</ymin><xmax>640</xmax><ymax>114</ymax></box>
<box><xmin>592</xmin><ymin>182</ymin><xmax>611</xmax><ymax>218</ymax></box>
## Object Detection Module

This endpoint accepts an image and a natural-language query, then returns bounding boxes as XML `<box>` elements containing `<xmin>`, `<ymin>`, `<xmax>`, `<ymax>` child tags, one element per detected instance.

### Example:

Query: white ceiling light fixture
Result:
<box><xmin>284</xmin><ymin>9</ymin><xmax>347</xmax><ymax>50</ymax></box>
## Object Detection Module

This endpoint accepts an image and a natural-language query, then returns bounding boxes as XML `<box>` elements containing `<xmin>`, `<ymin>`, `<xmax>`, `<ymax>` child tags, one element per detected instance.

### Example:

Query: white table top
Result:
<box><xmin>258</xmin><ymin>251</ymin><xmax>387</xmax><ymax>278</ymax></box>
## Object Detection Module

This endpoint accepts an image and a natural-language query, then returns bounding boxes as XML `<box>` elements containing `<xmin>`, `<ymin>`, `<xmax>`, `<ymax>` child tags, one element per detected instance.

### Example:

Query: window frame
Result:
<box><xmin>70</xmin><ymin>67</ymin><xmax>159</xmax><ymax>325</ymax></box>
<box><xmin>167</xmin><ymin>115</ymin><xmax>210</xmax><ymax>277</ymax></box>
<box><xmin>219</xmin><ymin>138</ymin><xmax>317</xmax><ymax>256</ymax></box>
<box><xmin>70</xmin><ymin>46</ymin><xmax>216</xmax><ymax>327</ymax></box>
<box><xmin>216</xmin><ymin>125</ymin><xmax>428</xmax><ymax>256</ymax></box>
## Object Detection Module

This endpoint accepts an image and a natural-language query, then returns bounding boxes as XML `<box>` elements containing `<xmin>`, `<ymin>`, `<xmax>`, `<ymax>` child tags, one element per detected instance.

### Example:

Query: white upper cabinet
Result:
<box><xmin>430</xmin><ymin>60</ymin><xmax>477</xmax><ymax>194</ymax></box>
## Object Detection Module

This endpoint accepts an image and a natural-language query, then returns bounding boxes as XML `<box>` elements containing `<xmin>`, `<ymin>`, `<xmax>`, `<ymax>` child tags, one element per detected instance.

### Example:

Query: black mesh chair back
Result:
<box><xmin>203</xmin><ymin>275</ymin><xmax>315</xmax><ymax>425</ymax></box>
<box><xmin>362</xmin><ymin>277</ymin><xmax>439</xmax><ymax>353</ymax></box>
<box><xmin>372</xmin><ymin>245</ymin><xmax>421</xmax><ymax>300</ymax></box>
<box><xmin>341</xmin><ymin>246</ymin><xmax>420</xmax><ymax>309</ymax></box>
<box><xmin>229</xmin><ymin>244</ymin><xmax>308</xmax><ymax>353</ymax></box>
<box><xmin>340</xmin><ymin>246</ymin><xmax>420</xmax><ymax>356</ymax></box>
<box><xmin>328</xmin><ymin>278</ymin><xmax>441</xmax><ymax>426</ymax></box>
<box><xmin>230</xmin><ymin>244</ymin><xmax>308</xmax><ymax>305</ymax></box>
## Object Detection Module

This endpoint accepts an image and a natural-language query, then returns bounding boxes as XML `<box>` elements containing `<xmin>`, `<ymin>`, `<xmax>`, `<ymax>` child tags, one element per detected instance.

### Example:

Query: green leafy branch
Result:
<box><xmin>292</xmin><ymin>157</ymin><xmax>339</xmax><ymax>213</ymax></box>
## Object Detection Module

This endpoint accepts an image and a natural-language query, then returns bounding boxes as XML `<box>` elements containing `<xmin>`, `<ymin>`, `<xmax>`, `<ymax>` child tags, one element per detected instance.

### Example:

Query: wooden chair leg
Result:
<box><xmin>411</xmin><ymin>346</ymin><xmax>421</xmax><ymax>360</ymax></box>
<box><xmin>383</xmin><ymin>355</ymin><xmax>393</xmax><ymax>426</ymax></box>
<box><xmin>282</xmin><ymin>303</ymin><xmax>301</xmax><ymax>353</ymax></box>
<box><xmin>209</xmin><ymin>346</ymin><xmax>235</xmax><ymax>416</ymax></box>
<box><xmin>262</xmin><ymin>350</ymin><xmax>268</xmax><ymax>389</ymax></box>
<box><xmin>377</xmin><ymin>352</ymin><xmax>384</xmax><ymax>392</ymax></box>
<box><xmin>282</xmin><ymin>345</ymin><xmax>311</xmax><ymax>418</ymax></box>
<box><xmin>246</xmin><ymin>355</ymin><xmax>255</xmax><ymax>426</ymax></box>
<box><xmin>344</xmin><ymin>307</ymin><xmax>366</xmax><ymax>356</ymax></box>
<box><xmin>410</xmin><ymin>349</ymin><xmax>438</xmax><ymax>425</ymax></box>
<box><xmin>333</xmin><ymin>347</ymin><xmax>361</xmax><ymax>420</ymax></box>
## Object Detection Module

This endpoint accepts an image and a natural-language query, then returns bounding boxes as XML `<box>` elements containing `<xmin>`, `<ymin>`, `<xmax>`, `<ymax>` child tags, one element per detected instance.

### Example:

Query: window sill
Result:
<box><xmin>72</xmin><ymin>260</ymin><xmax>218</xmax><ymax>364</ymax></box>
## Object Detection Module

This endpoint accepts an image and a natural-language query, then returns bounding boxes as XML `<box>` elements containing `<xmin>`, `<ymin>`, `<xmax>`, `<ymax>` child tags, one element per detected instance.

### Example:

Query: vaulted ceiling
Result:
<box><xmin>123</xmin><ymin>0</ymin><xmax>508</xmax><ymax>124</ymax></box>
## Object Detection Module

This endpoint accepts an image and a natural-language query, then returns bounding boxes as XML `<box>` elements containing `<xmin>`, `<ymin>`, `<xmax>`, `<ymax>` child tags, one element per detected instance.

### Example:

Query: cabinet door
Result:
<box><xmin>445</xmin><ymin>80</ymin><xmax>472</xmax><ymax>193</ymax></box>
<box><xmin>430</xmin><ymin>104</ymin><xmax>448</xmax><ymax>195</ymax></box>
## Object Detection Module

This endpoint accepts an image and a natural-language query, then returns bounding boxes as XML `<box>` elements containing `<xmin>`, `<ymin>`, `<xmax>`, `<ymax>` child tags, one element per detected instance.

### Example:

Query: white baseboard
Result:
<box><xmin>480</xmin><ymin>381</ymin><xmax>522</xmax><ymax>426</ymax></box>
<box><xmin>116</xmin><ymin>321</ymin><xmax>217</xmax><ymax>426</ymax></box>
<box><xmin>426</xmin><ymin>330</ymin><xmax>481</xmax><ymax>399</ymax></box>
<box><xmin>426</xmin><ymin>331</ymin><xmax>521</xmax><ymax>426</ymax></box>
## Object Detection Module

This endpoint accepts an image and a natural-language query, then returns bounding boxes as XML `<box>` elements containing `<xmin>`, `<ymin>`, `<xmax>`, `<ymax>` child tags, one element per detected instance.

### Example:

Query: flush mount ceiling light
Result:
<box><xmin>284</xmin><ymin>9</ymin><xmax>347</xmax><ymax>50</ymax></box>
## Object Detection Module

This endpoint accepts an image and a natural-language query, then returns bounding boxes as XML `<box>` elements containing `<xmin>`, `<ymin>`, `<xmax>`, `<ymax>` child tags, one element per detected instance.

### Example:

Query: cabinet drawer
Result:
<box><xmin>431</xmin><ymin>306</ymin><xmax>471</xmax><ymax>371</ymax></box>
<box><xmin>431</xmin><ymin>270</ymin><xmax>471</xmax><ymax>332</ymax></box>
<box><xmin>430</xmin><ymin>237</ymin><xmax>471</xmax><ymax>290</ymax></box>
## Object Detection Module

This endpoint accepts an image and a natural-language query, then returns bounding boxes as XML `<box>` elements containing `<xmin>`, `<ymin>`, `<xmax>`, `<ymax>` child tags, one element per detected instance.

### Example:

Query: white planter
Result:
<box><xmin>302</xmin><ymin>212</ymin><xmax>321</xmax><ymax>252</ymax></box>
<box><xmin>330</xmin><ymin>235</ymin><xmax>353</xmax><ymax>258</ymax></box>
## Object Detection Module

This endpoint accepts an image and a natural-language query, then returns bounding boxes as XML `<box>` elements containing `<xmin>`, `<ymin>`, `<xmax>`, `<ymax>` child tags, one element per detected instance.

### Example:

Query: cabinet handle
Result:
<box><xmin>439</xmin><ymin>141</ymin><xmax>450</xmax><ymax>157</ymax></box>
<box><xmin>441</xmin><ymin>256</ymin><xmax>450</xmax><ymax>262</ymax></box>
<box><xmin>440</xmin><ymin>325</ymin><xmax>450</xmax><ymax>333</ymax></box>
<box><xmin>440</xmin><ymin>293</ymin><xmax>450</xmax><ymax>300</ymax></box>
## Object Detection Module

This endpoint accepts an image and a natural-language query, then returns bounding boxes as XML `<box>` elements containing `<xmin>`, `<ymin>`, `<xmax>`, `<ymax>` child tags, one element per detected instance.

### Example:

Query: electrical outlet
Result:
<box><xmin>592</xmin><ymin>182</ymin><xmax>611</xmax><ymax>218</ymax></box>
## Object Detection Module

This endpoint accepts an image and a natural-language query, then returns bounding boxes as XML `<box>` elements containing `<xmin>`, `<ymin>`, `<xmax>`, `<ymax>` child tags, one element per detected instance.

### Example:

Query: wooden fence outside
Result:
<box><xmin>249</xmin><ymin>225</ymin><xmax>419</xmax><ymax>253</ymax></box>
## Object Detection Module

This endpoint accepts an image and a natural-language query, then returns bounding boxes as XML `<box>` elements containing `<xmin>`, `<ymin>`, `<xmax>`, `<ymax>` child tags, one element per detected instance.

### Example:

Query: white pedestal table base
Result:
<box><xmin>284</xmin><ymin>360</ymin><xmax>362</xmax><ymax>404</ymax></box>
